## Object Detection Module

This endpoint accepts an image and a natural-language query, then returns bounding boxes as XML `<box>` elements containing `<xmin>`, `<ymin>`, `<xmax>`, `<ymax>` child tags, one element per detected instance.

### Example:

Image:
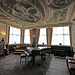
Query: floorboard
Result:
<box><xmin>46</xmin><ymin>56</ymin><xmax>70</xmax><ymax>75</ymax></box>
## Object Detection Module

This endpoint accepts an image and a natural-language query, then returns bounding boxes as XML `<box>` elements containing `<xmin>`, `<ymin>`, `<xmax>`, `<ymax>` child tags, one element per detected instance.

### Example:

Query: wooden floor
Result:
<box><xmin>46</xmin><ymin>56</ymin><xmax>70</xmax><ymax>75</ymax></box>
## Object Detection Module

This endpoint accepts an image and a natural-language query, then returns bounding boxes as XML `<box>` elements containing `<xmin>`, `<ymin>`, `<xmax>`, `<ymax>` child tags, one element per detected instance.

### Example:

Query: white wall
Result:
<box><xmin>0</xmin><ymin>23</ymin><xmax>7</xmax><ymax>42</ymax></box>
<box><xmin>0</xmin><ymin>22</ymin><xmax>75</xmax><ymax>52</ymax></box>
<box><xmin>72</xmin><ymin>22</ymin><xmax>75</xmax><ymax>52</ymax></box>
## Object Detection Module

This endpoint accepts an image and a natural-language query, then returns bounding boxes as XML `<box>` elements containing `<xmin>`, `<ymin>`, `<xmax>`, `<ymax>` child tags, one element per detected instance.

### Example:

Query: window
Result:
<box><xmin>9</xmin><ymin>27</ymin><xmax>21</xmax><ymax>44</ymax></box>
<box><xmin>24</xmin><ymin>29</ymin><xmax>30</xmax><ymax>44</ymax></box>
<box><xmin>38</xmin><ymin>28</ymin><xmax>47</xmax><ymax>44</ymax></box>
<box><xmin>52</xmin><ymin>26</ymin><xmax>70</xmax><ymax>45</ymax></box>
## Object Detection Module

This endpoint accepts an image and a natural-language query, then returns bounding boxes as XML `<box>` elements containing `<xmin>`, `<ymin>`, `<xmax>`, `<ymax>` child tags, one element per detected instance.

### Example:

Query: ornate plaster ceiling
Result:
<box><xmin>0</xmin><ymin>0</ymin><xmax>75</xmax><ymax>29</ymax></box>
<box><xmin>49</xmin><ymin>0</ymin><xmax>72</xmax><ymax>8</ymax></box>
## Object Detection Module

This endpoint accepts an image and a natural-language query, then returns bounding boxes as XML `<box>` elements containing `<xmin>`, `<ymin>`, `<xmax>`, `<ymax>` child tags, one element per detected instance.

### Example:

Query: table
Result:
<box><xmin>26</xmin><ymin>47</ymin><xmax>45</xmax><ymax>64</ymax></box>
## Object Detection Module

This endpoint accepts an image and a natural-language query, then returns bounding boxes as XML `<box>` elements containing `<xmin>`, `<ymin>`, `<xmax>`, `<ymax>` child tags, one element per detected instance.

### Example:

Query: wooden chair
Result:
<box><xmin>68</xmin><ymin>59</ymin><xmax>75</xmax><ymax>75</ymax></box>
<box><xmin>66</xmin><ymin>54</ymin><xmax>75</xmax><ymax>75</ymax></box>
<box><xmin>66</xmin><ymin>54</ymin><xmax>75</xmax><ymax>66</ymax></box>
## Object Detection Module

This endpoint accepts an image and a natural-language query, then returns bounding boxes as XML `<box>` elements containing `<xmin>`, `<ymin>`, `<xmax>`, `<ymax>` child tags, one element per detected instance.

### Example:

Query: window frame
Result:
<box><xmin>24</xmin><ymin>29</ymin><xmax>30</xmax><ymax>44</ymax></box>
<box><xmin>52</xmin><ymin>26</ymin><xmax>70</xmax><ymax>45</ymax></box>
<box><xmin>38</xmin><ymin>28</ymin><xmax>47</xmax><ymax>45</ymax></box>
<box><xmin>9</xmin><ymin>27</ymin><xmax>21</xmax><ymax>44</ymax></box>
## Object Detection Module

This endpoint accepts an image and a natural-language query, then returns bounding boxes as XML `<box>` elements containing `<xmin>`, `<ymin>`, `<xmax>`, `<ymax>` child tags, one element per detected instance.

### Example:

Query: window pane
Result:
<box><xmin>13</xmin><ymin>35</ymin><xmax>16</xmax><ymax>44</ymax></box>
<box><xmin>56</xmin><ymin>35</ymin><xmax>63</xmax><ymax>45</ymax></box>
<box><xmin>64</xmin><ymin>27</ymin><xmax>69</xmax><ymax>34</ymax></box>
<box><xmin>16</xmin><ymin>29</ymin><xmax>21</xmax><ymax>35</ymax></box>
<box><xmin>52</xmin><ymin>26</ymin><xmax>70</xmax><ymax>45</ymax></box>
<box><xmin>9</xmin><ymin>27</ymin><xmax>20</xmax><ymax>44</ymax></box>
<box><xmin>9</xmin><ymin>35</ymin><xmax>13</xmax><ymax>44</ymax></box>
<box><xmin>52</xmin><ymin>35</ymin><xmax>57</xmax><ymax>45</ymax></box>
<box><xmin>13</xmin><ymin>28</ymin><xmax>16</xmax><ymax>34</ymax></box>
<box><xmin>56</xmin><ymin>29</ymin><xmax>63</xmax><ymax>34</ymax></box>
<box><xmin>53</xmin><ymin>27</ymin><xmax>63</xmax><ymax>34</ymax></box>
<box><xmin>16</xmin><ymin>36</ymin><xmax>20</xmax><ymax>44</ymax></box>
<box><xmin>10</xmin><ymin>27</ymin><xmax>20</xmax><ymax>35</ymax></box>
<box><xmin>64</xmin><ymin>35</ymin><xmax>70</xmax><ymax>45</ymax></box>
<box><xmin>24</xmin><ymin>29</ymin><xmax>30</xmax><ymax>44</ymax></box>
<box><xmin>38</xmin><ymin>28</ymin><xmax>47</xmax><ymax>44</ymax></box>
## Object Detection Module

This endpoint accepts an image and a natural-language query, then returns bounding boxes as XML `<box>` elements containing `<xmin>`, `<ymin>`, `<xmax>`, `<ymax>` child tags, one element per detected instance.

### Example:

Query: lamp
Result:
<box><xmin>0</xmin><ymin>32</ymin><xmax>6</xmax><ymax>36</ymax></box>
<box><xmin>33</xmin><ymin>34</ymin><xmax>36</xmax><ymax>37</ymax></box>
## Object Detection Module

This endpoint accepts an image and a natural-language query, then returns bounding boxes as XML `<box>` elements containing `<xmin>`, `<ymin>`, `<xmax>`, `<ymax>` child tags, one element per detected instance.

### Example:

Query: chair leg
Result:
<box><xmin>20</xmin><ymin>57</ymin><xmax>21</xmax><ymax>64</ymax></box>
<box><xmin>69</xmin><ymin>69</ymin><xmax>72</xmax><ymax>75</ymax></box>
<box><xmin>25</xmin><ymin>57</ymin><xmax>26</xmax><ymax>63</ymax></box>
<box><xmin>49</xmin><ymin>53</ymin><xmax>50</xmax><ymax>56</ymax></box>
<box><xmin>20</xmin><ymin>56</ymin><xmax>26</xmax><ymax>64</ymax></box>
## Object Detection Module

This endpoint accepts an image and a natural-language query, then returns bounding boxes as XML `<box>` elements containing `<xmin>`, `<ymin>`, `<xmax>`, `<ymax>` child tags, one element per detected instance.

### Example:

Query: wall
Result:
<box><xmin>72</xmin><ymin>22</ymin><xmax>75</xmax><ymax>52</ymax></box>
<box><xmin>0</xmin><ymin>22</ymin><xmax>75</xmax><ymax>52</ymax></box>
<box><xmin>0</xmin><ymin>23</ymin><xmax>7</xmax><ymax>42</ymax></box>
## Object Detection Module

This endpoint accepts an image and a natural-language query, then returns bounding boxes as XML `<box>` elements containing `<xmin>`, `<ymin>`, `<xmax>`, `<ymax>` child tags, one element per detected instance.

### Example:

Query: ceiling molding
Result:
<box><xmin>23</xmin><ymin>22</ymin><xmax>72</xmax><ymax>29</ymax></box>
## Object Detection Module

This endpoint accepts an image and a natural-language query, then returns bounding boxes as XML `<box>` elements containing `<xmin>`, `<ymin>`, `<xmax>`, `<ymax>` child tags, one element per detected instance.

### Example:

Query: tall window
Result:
<box><xmin>52</xmin><ymin>26</ymin><xmax>70</xmax><ymax>45</ymax></box>
<box><xmin>9</xmin><ymin>27</ymin><xmax>21</xmax><ymax>44</ymax></box>
<box><xmin>38</xmin><ymin>28</ymin><xmax>47</xmax><ymax>44</ymax></box>
<box><xmin>24</xmin><ymin>29</ymin><xmax>30</xmax><ymax>44</ymax></box>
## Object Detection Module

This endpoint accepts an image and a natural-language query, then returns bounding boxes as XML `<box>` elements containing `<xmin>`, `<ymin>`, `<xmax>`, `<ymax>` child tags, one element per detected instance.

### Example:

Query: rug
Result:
<box><xmin>0</xmin><ymin>53</ymin><xmax>53</xmax><ymax>75</ymax></box>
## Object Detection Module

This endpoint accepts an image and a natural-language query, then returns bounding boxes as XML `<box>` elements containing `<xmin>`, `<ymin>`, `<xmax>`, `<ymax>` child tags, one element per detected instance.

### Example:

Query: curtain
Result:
<box><xmin>30</xmin><ymin>29</ymin><xmax>32</xmax><ymax>46</ymax></box>
<box><xmin>20</xmin><ymin>29</ymin><xmax>22</xmax><ymax>44</ymax></box>
<box><xmin>20</xmin><ymin>29</ymin><xmax>25</xmax><ymax>44</ymax></box>
<box><xmin>22</xmin><ymin>30</ymin><xmax>25</xmax><ymax>44</ymax></box>
<box><xmin>46</xmin><ymin>28</ymin><xmax>53</xmax><ymax>47</ymax></box>
<box><xmin>69</xmin><ymin>26</ymin><xmax>72</xmax><ymax>50</ymax></box>
<box><xmin>50</xmin><ymin>28</ymin><xmax>53</xmax><ymax>46</ymax></box>
<box><xmin>8</xmin><ymin>26</ymin><xmax>10</xmax><ymax>44</ymax></box>
<box><xmin>36</xmin><ymin>29</ymin><xmax>40</xmax><ymax>47</ymax></box>
<box><xmin>46</xmin><ymin>28</ymin><xmax>48</xmax><ymax>45</ymax></box>
<box><xmin>68</xmin><ymin>3</ymin><xmax>75</xmax><ymax>50</ymax></box>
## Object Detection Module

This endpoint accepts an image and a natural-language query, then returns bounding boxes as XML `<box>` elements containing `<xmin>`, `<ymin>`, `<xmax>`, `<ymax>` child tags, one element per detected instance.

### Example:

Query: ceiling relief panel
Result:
<box><xmin>26</xmin><ymin>0</ymin><xmax>46</xmax><ymax>19</ymax></box>
<box><xmin>49</xmin><ymin>0</ymin><xmax>72</xmax><ymax>8</ymax></box>
<box><xmin>45</xmin><ymin>1</ymin><xmax>74</xmax><ymax>24</ymax></box>
<box><xmin>44</xmin><ymin>8</ymin><xmax>68</xmax><ymax>24</ymax></box>
<box><xmin>0</xmin><ymin>0</ymin><xmax>43</xmax><ymax>22</ymax></box>
<box><xmin>51</xmin><ymin>9</ymin><xmax>68</xmax><ymax>22</ymax></box>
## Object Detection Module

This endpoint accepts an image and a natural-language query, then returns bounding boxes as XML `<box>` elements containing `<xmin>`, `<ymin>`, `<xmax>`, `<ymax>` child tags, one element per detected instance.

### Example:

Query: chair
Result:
<box><xmin>66</xmin><ymin>54</ymin><xmax>75</xmax><ymax>75</ymax></box>
<box><xmin>20</xmin><ymin>50</ymin><xmax>31</xmax><ymax>64</ymax></box>
<box><xmin>13</xmin><ymin>45</ymin><xmax>26</xmax><ymax>54</ymax></box>
<box><xmin>66</xmin><ymin>54</ymin><xmax>75</xmax><ymax>66</ymax></box>
<box><xmin>20</xmin><ymin>53</ymin><xmax>26</xmax><ymax>64</ymax></box>
<box><xmin>5</xmin><ymin>43</ymin><xmax>9</xmax><ymax>54</ymax></box>
<box><xmin>0</xmin><ymin>41</ymin><xmax>5</xmax><ymax>57</ymax></box>
<box><xmin>68</xmin><ymin>59</ymin><xmax>75</xmax><ymax>75</ymax></box>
